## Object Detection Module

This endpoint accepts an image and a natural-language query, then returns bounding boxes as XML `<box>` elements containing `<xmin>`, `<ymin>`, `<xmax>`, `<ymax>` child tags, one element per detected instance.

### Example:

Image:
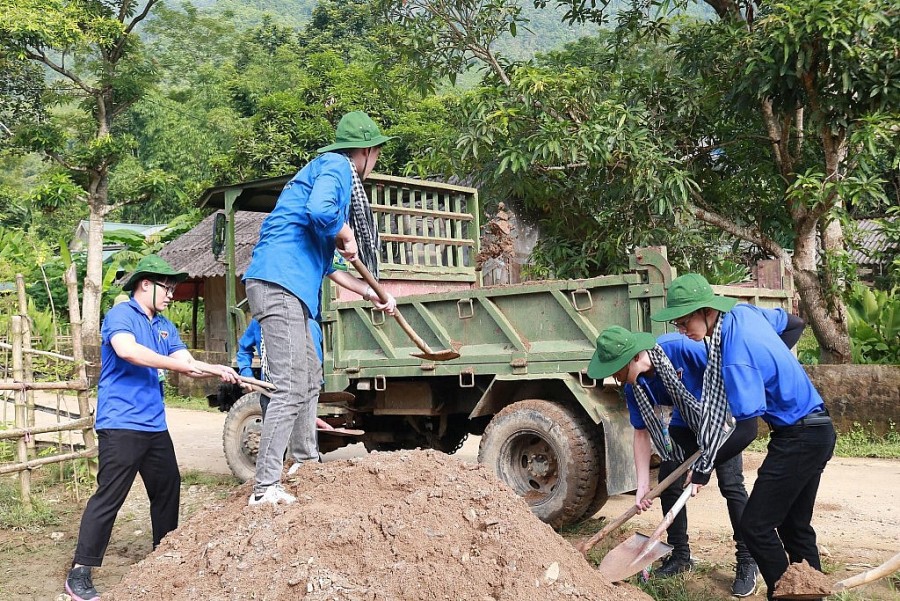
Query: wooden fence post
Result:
<box><xmin>11</xmin><ymin>315</ymin><xmax>32</xmax><ymax>509</ymax></box>
<box><xmin>16</xmin><ymin>274</ymin><xmax>36</xmax><ymax>452</ymax></box>
<box><xmin>65</xmin><ymin>264</ymin><xmax>97</xmax><ymax>459</ymax></box>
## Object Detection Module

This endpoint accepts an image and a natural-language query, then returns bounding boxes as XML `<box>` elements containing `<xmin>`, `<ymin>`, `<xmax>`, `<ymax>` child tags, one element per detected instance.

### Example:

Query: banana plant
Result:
<box><xmin>845</xmin><ymin>283</ymin><xmax>900</xmax><ymax>364</ymax></box>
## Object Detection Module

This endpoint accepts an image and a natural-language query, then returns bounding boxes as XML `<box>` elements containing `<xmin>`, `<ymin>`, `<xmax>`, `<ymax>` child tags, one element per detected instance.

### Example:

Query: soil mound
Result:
<box><xmin>107</xmin><ymin>450</ymin><xmax>650</xmax><ymax>601</ymax></box>
<box><xmin>773</xmin><ymin>559</ymin><xmax>833</xmax><ymax>598</ymax></box>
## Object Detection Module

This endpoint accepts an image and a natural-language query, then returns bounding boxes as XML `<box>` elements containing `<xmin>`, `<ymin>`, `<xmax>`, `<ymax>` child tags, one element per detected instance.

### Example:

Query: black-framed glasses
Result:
<box><xmin>150</xmin><ymin>280</ymin><xmax>177</xmax><ymax>296</ymax></box>
<box><xmin>669</xmin><ymin>311</ymin><xmax>696</xmax><ymax>330</ymax></box>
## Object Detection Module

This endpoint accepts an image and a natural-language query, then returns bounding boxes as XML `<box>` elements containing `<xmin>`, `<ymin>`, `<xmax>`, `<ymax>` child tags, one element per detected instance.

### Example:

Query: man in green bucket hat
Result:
<box><xmin>242</xmin><ymin>111</ymin><xmax>398</xmax><ymax>506</ymax></box>
<box><xmin>588</xmin><ymin>326</ymin><xmax>759</xmax><ymax>594</ymax></box>
<box><xmin>651</xmin><ymin>273</ymin><xmax>834</xmax><ymax>601</ymax></box>
<box><xmin>65</xmin><ymin>255</ymin><xmax>241</xmax><ymax>601</ymax></box>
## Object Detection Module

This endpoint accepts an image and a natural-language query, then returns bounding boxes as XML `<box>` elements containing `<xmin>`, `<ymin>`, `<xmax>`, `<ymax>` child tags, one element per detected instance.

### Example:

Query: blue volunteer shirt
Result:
<box><xmin>96</xmin><ymin>298</ymin><xmax>187</xmax><ymax>431</ymax></box>
<box><xmin>721</xmin><ymin>304</ymin><xmax>824</xmax><ymax>427</ymax></box>
<box><xmin>624</xmin><ymin>333</ymin><xmax>707</xmax><ymax>430</ymax></box>
<box><xmin>243</xmin><ymin>153</ymin><xmax>351</xmax><ymax>319</ymax></box>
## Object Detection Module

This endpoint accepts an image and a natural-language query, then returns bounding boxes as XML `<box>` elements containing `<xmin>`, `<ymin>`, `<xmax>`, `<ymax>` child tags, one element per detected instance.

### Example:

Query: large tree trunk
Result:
<box><xmin>792</xmin><ymin>225</ymin><xmax>852</xmax><ymax>363</ymax></box>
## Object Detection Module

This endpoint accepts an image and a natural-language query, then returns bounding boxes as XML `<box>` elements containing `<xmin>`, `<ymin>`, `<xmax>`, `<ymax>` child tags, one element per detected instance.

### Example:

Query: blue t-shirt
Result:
<box><xmin>96</xmin><ymin>298</ymin><xmax>187</xmax><ymax>431</ymax></box>
<box><xmin>624</xmin><ymin>333</ymin><xmax>707</xmax><ymax>430</ymax></box>
<box><xmin>721</xmin><ymin>304</ymin><xmax>824</xmax><ymax>426</ymax></box>
<box><xmin>243</xmin><ymin>152</ymin><xmax>350</xmax><ymax>318</ymax></box>
<box><xmin>236</xmin><ymin>318</ymin><xmax>323</xmax><ymax>378</ymax></box>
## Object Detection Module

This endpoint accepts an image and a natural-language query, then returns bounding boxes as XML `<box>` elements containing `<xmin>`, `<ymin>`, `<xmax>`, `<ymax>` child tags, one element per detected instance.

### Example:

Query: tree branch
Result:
<box><xmin>48</xmin><ymin>152</ymin><xmax>89</xmax><ymax>173</ymax></box>
<box><xmin>24</xmin><ymin>49</ymin><xmax>97</xmax><ymax>96</ymax></box>
<box><xmin>688</xmin><ymin>188</ymin><xmax>788</xmax><ymax>263</ymax></box>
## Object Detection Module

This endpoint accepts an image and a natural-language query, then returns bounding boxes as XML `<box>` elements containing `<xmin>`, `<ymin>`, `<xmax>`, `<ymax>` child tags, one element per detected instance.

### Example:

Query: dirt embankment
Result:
<box><xmin>107</xmin><ymin>450</ymin><xmax>650</xmax><ymax>601</ymax></box>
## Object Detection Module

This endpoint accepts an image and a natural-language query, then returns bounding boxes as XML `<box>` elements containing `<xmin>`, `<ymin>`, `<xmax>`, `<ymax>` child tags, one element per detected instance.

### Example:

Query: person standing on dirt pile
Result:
<box><xmin>651</xmin><ymin>273</ymin><xmax>835</xmax><ymax>601</ymax></box>
<box><xmin>64</xmin><ymin>255</ymin><xmax>241</xmax><ymax>601</ymax></box>
<box><xmin>234</xmin><ymin>316</ymin><xmax>334</xmax><ymax>471</ymax></box>
<box><xmin>587</xmin><ymin>327</ymin><xmax>761</xmax><ymax>596</ymax></box>
<box><xmin>243</xmin><ymin>110</ymin><xmax>397</xmax><ymax>506</ymax></box>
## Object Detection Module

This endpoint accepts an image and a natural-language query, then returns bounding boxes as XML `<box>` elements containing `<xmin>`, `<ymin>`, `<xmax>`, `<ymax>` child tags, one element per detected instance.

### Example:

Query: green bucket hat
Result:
<box><xmin>317</xmin><ymin>111</ymin><xmax>396</xmax><ymax>153</ymax></box>
<box><xmin>587</xmin><ymin>326</ymin><xmax>657</xmax><ymax>380</ymax></box>
<box><xmin>122</xmin><ymin>255</ymin><xmax>188</xmax><ymax>292</ymax></box>
<box><xmin>650</xmin><ymin>273</ymin><xmax>737</xmax><ymax>323</ymax></box>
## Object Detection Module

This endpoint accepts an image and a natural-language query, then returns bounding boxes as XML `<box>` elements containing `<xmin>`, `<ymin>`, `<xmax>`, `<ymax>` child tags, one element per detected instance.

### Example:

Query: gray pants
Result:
<box><xmin>246</xmin><ymin>279</ymin><xmax>322</xmax><ymax>493</ymax></box>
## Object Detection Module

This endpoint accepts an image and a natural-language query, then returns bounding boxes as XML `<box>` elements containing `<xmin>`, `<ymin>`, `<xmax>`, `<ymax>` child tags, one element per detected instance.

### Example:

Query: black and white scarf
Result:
<box><xmin>346</xmin><ymin>155</ymin><xmax>380</xmax><ymax>279</ymax></box>
<box><xmin>632</xmin><ymin>317</ymin><xmax>735</xmax><ymax>476</ymax></box>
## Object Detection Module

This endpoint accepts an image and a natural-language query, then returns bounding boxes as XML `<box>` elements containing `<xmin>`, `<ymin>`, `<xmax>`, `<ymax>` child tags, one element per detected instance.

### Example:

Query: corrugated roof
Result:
<box><xmin>158</xmin><ymin>211</ymin><xmax>267</xmax><ymax>278</ymax></box>
<box><xmin>850</xmin><ymin>218</ymin><xmax>897</xmax><ymax>265</ymax></box>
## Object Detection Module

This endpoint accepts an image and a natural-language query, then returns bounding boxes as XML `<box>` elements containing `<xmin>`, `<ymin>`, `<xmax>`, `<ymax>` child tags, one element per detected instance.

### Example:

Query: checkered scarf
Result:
<box><xmin>260</xmin><ymin>333</ymin><xmax>270</xmax><ymax>383</ymax></box>
<box><xmin>631</xmin><ymin>352</ymin><xmax>684</xmax><ymax>464</ymax></box>
<box><xmin>634</xmin><ymin>318</ymin><xmax>735</xmax><ymax>477</ymax></box>
<box><xmin>346</xmin><ymin>155</ymin><xmax>380</xmax><ymax>279</ymax></box>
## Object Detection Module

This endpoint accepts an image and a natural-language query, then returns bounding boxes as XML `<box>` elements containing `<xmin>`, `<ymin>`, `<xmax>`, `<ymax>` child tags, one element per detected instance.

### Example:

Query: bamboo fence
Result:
<box><xmin>0</xmin><ymin>265</ymin><xmax>97</xmax><ymax>508</ymax></box>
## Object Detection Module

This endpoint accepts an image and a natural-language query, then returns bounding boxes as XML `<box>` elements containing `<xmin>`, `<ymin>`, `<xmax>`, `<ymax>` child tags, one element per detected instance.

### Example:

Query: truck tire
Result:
<box><xmin>478</xmin><ymin>399</ymin><xmax>602</xmax><ymax>529</ymax></box>
<box><xmin>222</xmin><ymin>392</ymin><xmax>262</xmax><ymax>482</ymax></box>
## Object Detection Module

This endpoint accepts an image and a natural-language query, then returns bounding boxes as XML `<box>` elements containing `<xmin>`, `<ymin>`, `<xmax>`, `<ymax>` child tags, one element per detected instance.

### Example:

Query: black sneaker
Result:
<box><xmin>654</xmin><ymin>555</ymin><xmax>695</xmax><ymax>578</ymax></box>
<box><xmin>65</xmin><ymin>566</ymin><xmax>100</xmax><ymax>601</ymax></box>
<box><xmin>732</xmin><ymin>558</ymin><xmax>759</xmax><ymax>597</ymax></box>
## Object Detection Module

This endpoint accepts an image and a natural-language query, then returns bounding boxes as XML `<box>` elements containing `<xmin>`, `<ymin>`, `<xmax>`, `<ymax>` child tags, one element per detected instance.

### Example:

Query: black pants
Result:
<box><xmin>659</xmin><ymin>419</ymin><xmax>758</xmax><ymax>562</ymax></box>
<box><xmin>73</xmin><ymin>429</ymin><xmax>181</xmax><ymax>566</ymax></box>
<box><xmin>741</xmin><ymin>422</ymin><xmax>836</xmax><ymax>600</ymax></box>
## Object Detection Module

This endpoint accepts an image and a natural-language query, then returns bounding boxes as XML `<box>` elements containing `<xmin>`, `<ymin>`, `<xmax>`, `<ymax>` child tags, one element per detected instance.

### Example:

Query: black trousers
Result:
<box><xmin>73</xmin><ymin>429</ymin><xmax>181</xmax><ymax>566</ymax></box>
<box><xmin>659</xmin><ymin>419</ymin><xmax>758</xmax><ymax>562</ymax></box>
<box><xmin>741</xmin><ymin>422</ymin><xmax>836</xmax><ymax>600</ymax></box>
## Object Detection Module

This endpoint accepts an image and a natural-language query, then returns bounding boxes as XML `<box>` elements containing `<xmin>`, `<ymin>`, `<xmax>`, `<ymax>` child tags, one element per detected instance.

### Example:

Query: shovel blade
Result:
<box><xmin>598</xmin><ymin>533</ymin><xmax>673</xmax><ymax>583</ymax></box>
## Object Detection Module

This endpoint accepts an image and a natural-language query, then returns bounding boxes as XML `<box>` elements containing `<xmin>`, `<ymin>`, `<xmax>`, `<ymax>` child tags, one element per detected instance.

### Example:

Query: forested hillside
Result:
<box><xmin>1</xmin><ymin>0</ymin><xmax>896</xmax><ymax>363</ymax></box>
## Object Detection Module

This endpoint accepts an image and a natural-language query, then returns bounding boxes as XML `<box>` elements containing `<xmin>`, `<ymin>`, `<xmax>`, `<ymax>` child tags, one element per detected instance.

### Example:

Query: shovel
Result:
<box><xmin>576</xmin><ymin>449</ymin><xmax>702</xmax><ymax>557</ymax></box>
<box><xmin>599</xmin><ymin>484</ymin><xmax>693</xmax><ymax>582</ymax></box>
<box><xmin>350</xmin><ymin>258</ymin><xmax>460</xmax><ymax>361</ymax></box>
<box><xmin>774</xmin><ymin>551</ymin><xmax>900</xmax><ymax>600</ymax></box>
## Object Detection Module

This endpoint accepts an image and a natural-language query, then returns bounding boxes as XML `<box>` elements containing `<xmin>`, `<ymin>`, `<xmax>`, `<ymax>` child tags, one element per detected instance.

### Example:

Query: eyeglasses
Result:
<box><xmin>669</xmin><ymin>311</ymin><xmax>696</xmax><ymax>330</ymax></box>
<box><xmin>150</xmin><ymin>280</ymin><xmax>177</xmax><ymax>296</ymax></box>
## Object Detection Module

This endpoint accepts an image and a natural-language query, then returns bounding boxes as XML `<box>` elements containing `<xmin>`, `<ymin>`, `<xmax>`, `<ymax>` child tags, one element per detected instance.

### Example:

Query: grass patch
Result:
<box><xmin>636</xmin><ymin>565</ymin><xmax>726</xmax><ymax>601</ymax></box>
<box><xmin>0</xmin><ymin>480</ymin><xmax>60</xmax><ymax>530</ymax></box>
<box><xmin>747</xmin><ymin>421</ymin><xmax>900</xmax><ymax>458</ymax></box>
<box><xmin>163</xmin><ymin>382</ymin><xmax>217</xmax><ymax>412</ymax></box>
<box><xmin>181</xmin><ymin>469</ymin><xmax>240</xmax><ymax>488</ymax></box>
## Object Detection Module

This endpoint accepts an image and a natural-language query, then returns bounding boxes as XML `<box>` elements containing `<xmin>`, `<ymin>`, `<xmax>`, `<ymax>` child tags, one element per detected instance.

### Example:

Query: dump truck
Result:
<box><xmin>198</xmin><ymin>173</ymin><xmax>791</xmax><ymax>528</ymax></box>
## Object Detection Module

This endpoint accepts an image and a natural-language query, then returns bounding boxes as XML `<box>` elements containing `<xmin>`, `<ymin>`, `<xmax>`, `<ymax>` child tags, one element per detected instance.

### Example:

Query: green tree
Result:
<box><xmin>383</xmin><ymin>0</ymin><xmax>900</xmax><ymax>363</ymax></box>
<box><xmin>0</xmin><ymin>0</ymin><xmax>165</xmax><ymax>345</ymax></box>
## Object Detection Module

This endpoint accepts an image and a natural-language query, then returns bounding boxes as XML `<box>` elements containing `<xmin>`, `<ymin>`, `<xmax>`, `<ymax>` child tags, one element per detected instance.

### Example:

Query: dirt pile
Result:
<box><xmin>106</xmin><ymin>450</ymin><xmax>650</xmax><ymax>601</ymax></box>
<box><xmin>773</xmin><ymin>560</ymin><xmax>833</xmax><ymax>598</ymax></box>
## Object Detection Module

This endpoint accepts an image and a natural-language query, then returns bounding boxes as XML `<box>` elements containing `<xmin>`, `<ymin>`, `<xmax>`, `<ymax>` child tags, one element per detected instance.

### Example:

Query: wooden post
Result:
<box><xmin>11</xmin><ymin>315</ymin><xmax>32</xmax><ymax>509</ymax></box>
<box><xmin>65</xmin><ymin>264</ymin><xmax>97</xmax><ymax>458</ymax></box>
<box><xmin>15</xmin><ymin>274</ymin><xmax>36</xmax><ymax>447</ymax></box>
<box><xmin>192</xmin><ymin>280</ymin><xmax>199</xmax><ymax>349</ymax></box>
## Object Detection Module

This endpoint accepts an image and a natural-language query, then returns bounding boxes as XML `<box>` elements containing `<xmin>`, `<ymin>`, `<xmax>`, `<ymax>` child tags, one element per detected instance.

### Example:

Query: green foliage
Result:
<box><xmin>749</xmin><ymin>420</ymin><xmax>900</xmax><ymax>458</ymax></box>
<box><xmin>0</xmin><ymin>477</ymin><xmax>59</xmax><ymax>530</ymax></box>
<box><xmin>834</xmin><ymin>421</ymin><xmax>900</xmax><ymax>459</ymax></box>
<box><xmin>163</xmin><ymin>300</ymin><xmax>204</xmax><ymax>343</ymax></box>
<box><xmin>796</xmin><ymin>328</ymin><xmax>821</xmax><ymax>365</ymax></box>
<box><xmin>162</xmin><ymin>381</ymin><xmax>215</xmax><ymax>411</ymax></box>
<box><xmin>845</xmin><ymin>283</ymin><xmax>900</xmax><ymax>364</ymax></box>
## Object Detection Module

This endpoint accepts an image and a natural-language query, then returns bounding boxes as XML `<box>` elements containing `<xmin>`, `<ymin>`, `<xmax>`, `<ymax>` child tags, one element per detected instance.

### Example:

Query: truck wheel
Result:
<box><xmin>478</xmin><ymin>399</ymin><xmax>601</xmax><ymax>529</ymax></box>
<box><xmin>222</xmin><ymin>392</ymin><xmax>262</xmax><ymax>482</ymax></box>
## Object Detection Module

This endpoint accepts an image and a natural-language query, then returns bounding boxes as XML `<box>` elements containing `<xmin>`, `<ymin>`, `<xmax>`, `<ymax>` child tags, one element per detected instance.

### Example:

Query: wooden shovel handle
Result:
<box><xmin>196</xmin><ymin>365</ymin><xmax>276</xmax><ymax>391</ymax></box>
<box><xmin>834</xmin><ymin>551</ymin><xmax>900</xmax><ymax>592</ymax></box>
<box><xmin>646</xmin><ymin>485</ymin><xmax>692</xmax><ymax>544</ymax></box>
<box><xmin>350</xmin><ymin>258</ymin><xmax>435</xmax><ymax>354</ymax></box>
<box><xmin>577</xmin><ymin>449</ymin><xmax>701</xmax><ymax>556</ymax></box>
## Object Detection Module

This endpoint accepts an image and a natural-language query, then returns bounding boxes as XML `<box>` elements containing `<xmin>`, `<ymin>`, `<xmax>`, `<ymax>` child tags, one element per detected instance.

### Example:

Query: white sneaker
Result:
<box><xmin>248</xmin><ymin>483</ymin><xmax>296</xmax><ymax>506</ymax></box>
<box><xmin>287</xmin><ymin>462</ymin><xmax>301</xmax><ymax>476</ymax></box>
